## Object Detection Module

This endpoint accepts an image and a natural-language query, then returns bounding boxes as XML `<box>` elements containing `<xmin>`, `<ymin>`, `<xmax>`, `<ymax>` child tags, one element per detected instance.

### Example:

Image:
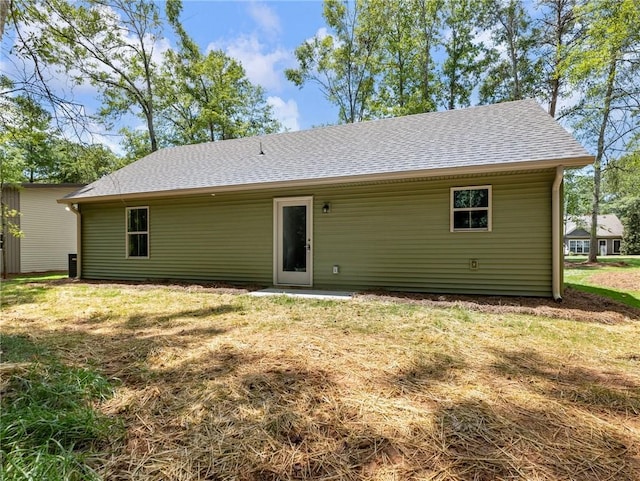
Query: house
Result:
<box><xmin>1</xmin><ymin>183</ymin><xmax>83</xmax><ymax>274</ymax></box>
<box><xmin>59</xmin><ymin>100</ymin><xmax>593</xmax><ymax>299</ymax></box>
<box><xmin>565</xmin><ymin>214</ymin><xmax>624</xmax><ymax>256</ymax></box>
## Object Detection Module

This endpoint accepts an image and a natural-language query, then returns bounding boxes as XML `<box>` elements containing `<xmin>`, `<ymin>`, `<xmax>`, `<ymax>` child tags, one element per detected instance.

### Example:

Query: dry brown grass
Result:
<box><xmin>1</xmin><ymin>279</ymin><xmax>639</xmax><ymax>480</ymax></box>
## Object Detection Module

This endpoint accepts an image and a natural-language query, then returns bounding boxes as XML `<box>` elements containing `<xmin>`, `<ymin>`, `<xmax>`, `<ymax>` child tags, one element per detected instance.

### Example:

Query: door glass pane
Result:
<box><xmin>283</xmin><ymin>205</ymin><xmax>306</xmax><ymax>272</ymax></box>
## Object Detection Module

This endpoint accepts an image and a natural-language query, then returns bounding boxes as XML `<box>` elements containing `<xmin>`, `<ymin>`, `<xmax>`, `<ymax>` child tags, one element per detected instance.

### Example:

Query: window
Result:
<box><xmin>451</xmin><ymin>186</ymin><xmax>492</xmax><ymax>232</ymax></box>
<box><xmin>126</xmin><ymin>207</ymin><xmax>149</xmax><ymax>258</ymax></box>
<box><xmin>613</xmin><ymin>239</ymin><xmax>621</xmax><ymax>254</ymax></box>
<box><xmin>568</xmin><ymin>239</ymin><xmax>590</xmax><ymax>254</ymax></box>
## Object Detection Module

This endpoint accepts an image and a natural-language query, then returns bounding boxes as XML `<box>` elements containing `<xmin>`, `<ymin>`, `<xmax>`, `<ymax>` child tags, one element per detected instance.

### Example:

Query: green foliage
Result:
<box><xmin>15</xmin><ymin>0</ymin><xmax>165</xmax><ymax>153</ymax></box>
<box><xmin>50</xmin><ymin>140</ymin><xmax>125</xmax><ymax>184</ymax></box>
<box><xmin>560</xmin><ymin>0</ymin><xmax>640</xmax><ymax>261</ymax></box>
<box><xmin>286</xmin><ymin>0</ymin><xmax>384</xmax><ymax>123</ymax></box>
<box><xmin>0</xmin><ymin>361</ymin><xmax>119</xmax><ymax>480</ymax></box>
<box><xmin>536</xmin><ymin>0</ymin><xmax>583</xmax><ymax>118</ymax></box>
<box><xmin>157</xmin><ymin>50</ymin><xmax>280</xmax><ymax>145</ymax></box>
<box><xmin>479</xmin><ymin>0</ymin><xmax>542</xmax><ymax>103</ymax></box>
<box><xmin>1</xmin><ymin>88</ymin><xmax>123</xmax><ymax>183</ymax></box>
<box><xmin>564</xmin><ymin>170</ymin><xmax>594</xmax><ymax>219</ymax></box>
<box><xmin>441</xmin><ymin>0</ymin><xmax>491</xmax><ymax>109</ymax></box>
<box><xmin>606</xmin><ymin>151</ymin><xmax>640</xmax><ymax>203</ymax></box>
<box><xmin>616</xmin><ymin>197</ymin><xmax>640</xmax><ymax>255</ymax></box>
<box><xmin>0</xmin><ymin>94</ymin><xmax>55</xmax><ymax>183</ymax></box>
<box><xmin>371</xmin><ymin>0</ymin><xmax>442</xmax><ymax>116</ymax></box>
<box><xmin>156</xmin><ymin>0</ymin><xmax>280</xmax><ymax>145</ymax></box>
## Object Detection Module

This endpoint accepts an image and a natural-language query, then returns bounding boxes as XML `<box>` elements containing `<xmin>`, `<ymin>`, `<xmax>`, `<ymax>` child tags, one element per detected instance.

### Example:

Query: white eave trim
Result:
<box><xmin>57</xmin><ymin>156</ymin><xmax>594</xmax><ymax>205</ymax></box>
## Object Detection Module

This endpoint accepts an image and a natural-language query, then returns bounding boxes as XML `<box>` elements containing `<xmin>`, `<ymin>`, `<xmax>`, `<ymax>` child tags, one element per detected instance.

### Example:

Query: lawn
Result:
<box><xmin>565</xmin><ymin>255</ymin><xmax>640</xmax><ymax>309</ymax></box>
<box><xmin>1</xmin><ymin>276</ymin><xmax>639</xmax><ymax>480</ymax></box>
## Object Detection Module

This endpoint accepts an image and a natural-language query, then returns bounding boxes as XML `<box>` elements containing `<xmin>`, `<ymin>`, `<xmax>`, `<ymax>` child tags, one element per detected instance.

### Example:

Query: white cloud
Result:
<box><xmin>212</xmin><ymin>34</ymin><xmax>292</xmax><ymax>91</ymax></box>
<box><xmin>268</xmin><ymin>96</ymin><xmax>300</xmax><ymax>132</ymax></box>
<box><xmin>247</xmin><ymin>2</ymin><xmax>281</xmax><ymax>37</ymax></box>
<box><xmin>315</xmin><ymin>27</ymin><xmax>330</xmax><ymax>41</ymax></box>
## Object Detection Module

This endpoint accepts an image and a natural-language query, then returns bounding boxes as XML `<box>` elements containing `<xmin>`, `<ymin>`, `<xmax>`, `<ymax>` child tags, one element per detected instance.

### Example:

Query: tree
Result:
<box><xmin>154</xmin><ymin>0</ymin><xmax>280</xmax><ymax>145</ymax></box>
<box><xmin>412</xmin><ymin>0</ymin><xmax>443</xmax><ymax>112</ymax></box>
<box><xmin>0</xmin><ymin>0</ymin><xmax>90</xmax><ymax>138</ymax></box>
<box><xmin>16</xmin><ymin>0</ymin><xmax>165</xmax><ymax>154</ymax></box>
<box><xmin>618</xmin><ymin>197</ymin><xmax>640</xmax><ymax>255</ymax></box>
<box><xmin>1</xmin><ymin>94</ymin><xmax>54</xmax><ymax>183</ymax></box>
<box><xmin>440</xmin><ymin>0</ymin><xmax>491</xmax><ymax>110</ymax></box>
<box><xmin>1</xmin><ymin>0</ymin><xmax>9</xmax><ymax>38</ymax></box>
<box><xmin>563</xmin><ymin>169</ymin><xmax>593</xmax><ymax>222</ymax></box>
<box><xmin>49</xmin><ymin>140</ymin><xmax>124</xmax><ymax>183</ymax></box>
<box><xmin>605</xmin><ymin>150</ymin><xmax>640</xmax><ymax>204</ymax></box>
<box><xmin>480</xmin><ymin>0</ymin><xmax>542</xmax><ymax>104</ymax></box>
<box><xmin>606</xmin><ymin>151</ymin><xmax>640</xmax><ymax>254</ymax></box>
<box><xmin>286</xmin><ymin>0</ymin><xmax>384</xmax><ymax>123</ymax></box>
<box><xmin>536</xmin><ymin>0</ymin><xmax>584</xmax><ymax>117</ymax></box>
<box><xmin>371</xmin><ymin>0</ymin><xmax>427</xmax><ymax>116</ymax></box>
<box><xmin>562</xmin><ymin>0</ymin><xmax>640</xmax><ymax>262</ymax></box>
<box><xmin>0</xmin><ymin>92</ymin><xmax>120</xmax><ymax>183</ymax></box>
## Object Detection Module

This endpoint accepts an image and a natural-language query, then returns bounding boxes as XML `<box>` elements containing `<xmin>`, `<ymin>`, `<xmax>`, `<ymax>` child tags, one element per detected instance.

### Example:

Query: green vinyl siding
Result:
<box><xmin>82</xmin><ymin>195</ymin><xmax>273</xmax><ymax>283</ymax></box>
<box><xmin>311</xmin><ymin>171</ymin><xmax>553</xmax><ymax>296</ymax></box>
<box><xmin>81</xmin><ymin>170</ymin><xmax>555</xmax><ymax>296</ymax></box>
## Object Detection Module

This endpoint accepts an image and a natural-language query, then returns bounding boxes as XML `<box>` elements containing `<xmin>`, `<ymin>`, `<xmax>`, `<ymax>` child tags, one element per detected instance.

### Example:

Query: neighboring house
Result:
<box><xmin>565</xmin><ymin>214</ymin><xmax>624</xmax><ymax>256</ymax></box>
<box><xmin>59</xmin><ymin>100</ymin><xmax>593</xmax><ymax>299</ymax></box>
<box><xmin>2</xmin><ymin>184</ymin><xmax>83</xmax><ymax>274</ymax></box>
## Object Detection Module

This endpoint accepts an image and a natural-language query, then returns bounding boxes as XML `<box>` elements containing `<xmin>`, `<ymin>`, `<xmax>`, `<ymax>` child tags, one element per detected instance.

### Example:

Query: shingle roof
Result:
<box><xmin>63</xmin><ymin>99</ymin><xmax>592</xmax><ymax>202</ymax></box>
<box><xmin>565</xmin><ymin>214</ymin><xmax>624</xmax><ymax>237</ymax></box>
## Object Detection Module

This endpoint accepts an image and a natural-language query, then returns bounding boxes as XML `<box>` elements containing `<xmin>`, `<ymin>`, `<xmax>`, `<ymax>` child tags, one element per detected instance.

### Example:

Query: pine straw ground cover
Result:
<box><xmin>1</xmin><ymin>278</ymin><xmax>639</xmax><ymax>480</ymax></box>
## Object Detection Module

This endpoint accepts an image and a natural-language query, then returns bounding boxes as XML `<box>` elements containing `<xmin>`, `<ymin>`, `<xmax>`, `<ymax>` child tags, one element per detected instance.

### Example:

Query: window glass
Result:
<box><xmin>128</xmin><ymin>208</ymin><xmax>147</xmax><ymax>232</ymax></box>
<box><xmin>451</xmin><ymin>186</ymin><xmax>491</xmax><ymax>231</ymax></box>
<box><xmin>569</xmin><ymin>239</ymin><xmax>590</xmax><ymax>254</ymax></box>
<box><xmin>613</xmin><ymin>240</ymin><xmax>621</xmax><ymax>253</ymax></box>
<box><xmin>127</xmin><ymin>207</ymin><xmax>149</xmax><ymax>258</ymax></box>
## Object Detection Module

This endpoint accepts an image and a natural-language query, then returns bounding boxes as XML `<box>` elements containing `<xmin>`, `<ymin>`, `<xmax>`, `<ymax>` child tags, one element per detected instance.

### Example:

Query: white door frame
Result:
<box><xmin>599</xmin><ymin>239</ymin><xmax>607</xmax><ymax>256</ymax></box>
<box><xmin>273</xmin><ymin>196</ymin><xmax>313</xmax><ymax>286</ymax></box>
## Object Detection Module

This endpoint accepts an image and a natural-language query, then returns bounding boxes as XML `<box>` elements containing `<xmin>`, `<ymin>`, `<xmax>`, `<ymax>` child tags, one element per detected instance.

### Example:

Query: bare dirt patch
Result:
<box><xmin>357</xmin><ymin>287</ymin><xmax>639</xmax><ymax>324</ymax></box>
<box><xmin>588</xmin><ymin>271</ymin><xmax>640</xmax><ymax>293</ymax></box>
<box><xmin>565</xmin><ymin>261</ymin><xmax>630</xmax><ymax>268</ymax></box>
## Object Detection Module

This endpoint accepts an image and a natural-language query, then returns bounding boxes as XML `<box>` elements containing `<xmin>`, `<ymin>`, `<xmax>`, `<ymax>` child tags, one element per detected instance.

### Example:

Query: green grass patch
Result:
<box><xmin>0</xmin><ymin>334</ymin><xmax>49</xmax><ymax>363</ymax></box>
<box><xmin>565</xmin><ymin>282</ymin><xmax>640</xmax><ymax>309</ymax></box>
<box><xmin>1</xmin><ymin>272</ymin><xmax>67</xmax><ymax>285</ymax></box>
<box><xmin>0</xmin><ymin>360</ymin><xmax>119</xmax><ymax>480</ymax></box>
<box><xmin>0</xmin><ymin>274</ymin><xmax>67</xmax><ymax>308</ymax></box>
<box><xmin>565</xmin><ymin>255</ymin><xmax>640</xmax><ymax>309</ymax></box>
<box><xmin>565</xmin><ymin>255</ymin><xmax>640</xmax><ymax>268</ymax></box>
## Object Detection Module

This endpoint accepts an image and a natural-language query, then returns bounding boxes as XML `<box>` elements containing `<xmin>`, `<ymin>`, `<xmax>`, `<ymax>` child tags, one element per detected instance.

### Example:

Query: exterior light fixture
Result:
<box><xmin>322</xmin><ymin>202</ymin><xmax>331</xmax><ymax>213</ymax></box>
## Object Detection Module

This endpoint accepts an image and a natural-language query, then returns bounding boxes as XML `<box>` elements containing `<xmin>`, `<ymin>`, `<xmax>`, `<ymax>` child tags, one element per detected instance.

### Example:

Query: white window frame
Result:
<box><xmin>568</xmin><ymin>239</ymin><xmax>590</xmax><ymax>254</ymax></box>
<box><xmin>450</xmin><ymin>185</ymin><xmax>492</xmax><ymax>232</ymax></box>
<box><xmin>126</xmin><ymin>206</ymin><xmax>149</xmax><ymax>259</ymax></box>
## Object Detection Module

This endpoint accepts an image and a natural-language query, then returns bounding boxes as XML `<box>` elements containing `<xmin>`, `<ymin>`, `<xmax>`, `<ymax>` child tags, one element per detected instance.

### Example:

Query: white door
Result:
<box><xmin>274</xmin><ymin>197</ymin><xmax>313</xmax><ymax>286</ymax></box>
<box><xmin>599</xmin><ymin>239</ymin><xmax>607</xmax><ymax>256</ymax></box>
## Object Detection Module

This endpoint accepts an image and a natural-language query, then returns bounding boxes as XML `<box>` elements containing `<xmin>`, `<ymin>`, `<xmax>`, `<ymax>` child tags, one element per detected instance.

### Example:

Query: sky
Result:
<box><xmin>176</xmin><ymin>0</ymin><xmax>334</xmax><ymax>132</ymax></box>
<box><xmin>1</xmin><ymin>0</ymin><xmax>580</xmax><ymax>155</ymax></box>
<box><xmin>0</xmin><ymin>1</ymin><xmax>338</xmax><ymax>152</ymax></box>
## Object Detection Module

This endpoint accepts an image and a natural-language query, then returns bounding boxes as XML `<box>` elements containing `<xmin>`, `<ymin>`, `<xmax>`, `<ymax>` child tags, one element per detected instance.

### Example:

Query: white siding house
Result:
<box><xmin>2</xmin><ymin>184</ymin><xmax>82</xmax><ymax>274</ymax></box>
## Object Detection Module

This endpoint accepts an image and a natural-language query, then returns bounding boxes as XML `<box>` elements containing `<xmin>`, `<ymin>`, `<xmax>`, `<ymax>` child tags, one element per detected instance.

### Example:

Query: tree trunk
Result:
<box><xmin>547</xmin><ymin>0</ymin><xmax>566</xmax><ymax>118</ymax></box>
<box><xmin>145</xmin><ymin>106</ymin><xmax>158</xmax><ymax>152</ymax></box>
<box><xmin>549</xmin><ymin>77</ymin><xmax>560</xmax><ymax>118</ymax></box>
<box><xmin>588</xmin><ymin>55</ymin><xmax>617</xmax><ymax>263</ymax></box>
